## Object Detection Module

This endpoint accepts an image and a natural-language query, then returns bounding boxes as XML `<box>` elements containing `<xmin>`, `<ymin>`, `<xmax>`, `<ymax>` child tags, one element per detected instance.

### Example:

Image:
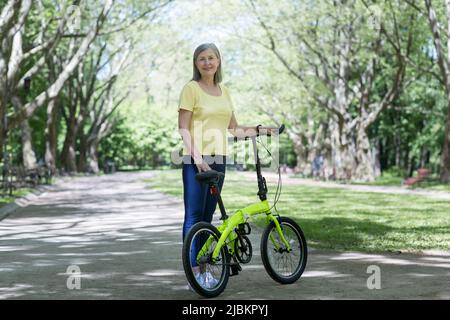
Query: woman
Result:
<box><xmin>178</xmin><ymin>43</ymin><xmax>276</xmax><ymax>288</ymax></box>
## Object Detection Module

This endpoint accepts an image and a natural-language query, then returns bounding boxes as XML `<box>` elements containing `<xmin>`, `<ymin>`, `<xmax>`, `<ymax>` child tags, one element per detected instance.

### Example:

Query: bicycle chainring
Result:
<box><xmin>235</xmin><ymin>235</ymin><xmax>252</xmax><ymax>264</ymax></box>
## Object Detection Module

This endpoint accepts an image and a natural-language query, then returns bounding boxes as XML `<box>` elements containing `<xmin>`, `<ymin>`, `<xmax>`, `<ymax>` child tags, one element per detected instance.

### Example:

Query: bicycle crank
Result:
<box><xmin>235</xmin><ymin>235</ymin><xmax>253</xmax><ymax>264</ymax></box>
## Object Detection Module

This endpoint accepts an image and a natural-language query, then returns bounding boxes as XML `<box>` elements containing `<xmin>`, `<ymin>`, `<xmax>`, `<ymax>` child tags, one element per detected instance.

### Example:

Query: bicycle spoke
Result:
<box><xmin>186</xmin><ymin>226</ymin><xmax>227</xmax><ymax>292</ymax></box>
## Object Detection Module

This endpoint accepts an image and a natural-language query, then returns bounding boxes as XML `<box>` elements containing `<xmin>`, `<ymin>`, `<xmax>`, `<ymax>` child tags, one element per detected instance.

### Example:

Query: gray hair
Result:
<box><xmin>192</xmin><ymin>43</ymin><xmax>222</xmax><ymax>84</ymax></box>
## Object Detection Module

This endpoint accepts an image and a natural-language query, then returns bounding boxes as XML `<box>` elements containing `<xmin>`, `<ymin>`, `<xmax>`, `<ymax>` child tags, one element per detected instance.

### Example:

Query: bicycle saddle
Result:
<box><xmin>195</xmin><ymin>170</ymin><xmax>224</xmax><ymax>184</ymax></box>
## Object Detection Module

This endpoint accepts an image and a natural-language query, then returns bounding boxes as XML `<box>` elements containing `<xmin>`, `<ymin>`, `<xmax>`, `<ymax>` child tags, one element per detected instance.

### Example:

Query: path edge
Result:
<box><xmin>0</xmin><ymin>184</ymin><xmax>56</xmax><ymax>222</ymax></box>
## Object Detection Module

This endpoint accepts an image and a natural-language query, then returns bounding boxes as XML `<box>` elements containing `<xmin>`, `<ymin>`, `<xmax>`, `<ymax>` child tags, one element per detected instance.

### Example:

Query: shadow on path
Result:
<box><xmin>0</xmin><ymin>171</ymin><xmax>449</xmax><ymax>299</ymax></box>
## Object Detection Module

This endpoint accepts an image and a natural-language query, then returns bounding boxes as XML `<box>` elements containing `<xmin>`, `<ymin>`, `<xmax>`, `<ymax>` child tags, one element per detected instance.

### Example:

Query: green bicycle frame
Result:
<box><xmin>201</xmin><ymin>200</ymin><xmax>292</xmax><ymax>262</ymax></box>
<box><xmin>196</xmin><ymin>133</ymin><xmax>292</xmax><ymax>265</ymax></box>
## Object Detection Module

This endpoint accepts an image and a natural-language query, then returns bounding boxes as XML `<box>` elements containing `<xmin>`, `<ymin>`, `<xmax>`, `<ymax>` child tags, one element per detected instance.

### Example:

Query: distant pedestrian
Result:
<box><xmin>312</xmin><ymin>154</ymin><xmax>323</xmax><ymax>178</ymax></box>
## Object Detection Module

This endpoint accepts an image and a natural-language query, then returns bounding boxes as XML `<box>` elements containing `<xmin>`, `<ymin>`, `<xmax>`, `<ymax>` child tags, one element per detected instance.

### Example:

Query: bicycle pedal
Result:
<box><xmin>230</xmin><ymin>263</ymin><xmax>242</xmax><ymax>276</ymax></box>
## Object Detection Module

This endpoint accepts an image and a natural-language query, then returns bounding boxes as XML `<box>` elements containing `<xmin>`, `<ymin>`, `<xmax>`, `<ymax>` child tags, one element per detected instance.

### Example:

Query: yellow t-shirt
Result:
<box><xmin>178</xmin><ymin>80</ymin><xmax>234</xmax><ymax>156</ymax></box>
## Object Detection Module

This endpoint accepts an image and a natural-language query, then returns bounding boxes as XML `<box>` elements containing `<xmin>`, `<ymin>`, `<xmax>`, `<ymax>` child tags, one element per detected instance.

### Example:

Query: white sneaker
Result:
<box><xmin>194</xmin><ymin>272</ymin><xmax>205</xmax><ymax>287</ymax></box>
<box><xmin>203</xmin><ymin>272</ymin><xmax>219</xmax><ymax>289</ymax></box>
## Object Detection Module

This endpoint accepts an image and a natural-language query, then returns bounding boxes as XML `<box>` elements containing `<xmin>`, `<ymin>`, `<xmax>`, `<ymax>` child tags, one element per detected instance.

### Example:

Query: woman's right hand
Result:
<box><xmin>195</xmin><ymin>161</ymin><xmax>211</xmax><ymax>173</ymax></box>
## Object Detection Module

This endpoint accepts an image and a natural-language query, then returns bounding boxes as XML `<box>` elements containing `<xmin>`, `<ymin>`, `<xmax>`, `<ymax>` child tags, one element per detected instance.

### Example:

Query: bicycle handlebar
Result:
<box><xmin>256</xmin><ymin>124</ymin><xmax>285</xmax><ymax>136</ymax></box>
<box><xmin>231</xmin><ymin>124</ymin><xmax>286</xmax><ymax>142</ymax></box>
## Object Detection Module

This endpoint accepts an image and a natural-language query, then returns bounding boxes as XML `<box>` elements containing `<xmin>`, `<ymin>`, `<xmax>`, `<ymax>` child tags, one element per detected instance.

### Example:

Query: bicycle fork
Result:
<box><xmin>267</xmin><ymin>216</ymin><xmax>293</xmax><ymax>253</ymax></box>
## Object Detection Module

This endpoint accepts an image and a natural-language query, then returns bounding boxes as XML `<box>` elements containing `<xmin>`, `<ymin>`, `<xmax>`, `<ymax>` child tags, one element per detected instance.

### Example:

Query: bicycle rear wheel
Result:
<box><xmin>260</xmin><ymin>217</ymin><xmax>307</xmax><ymax>284</ymax></box>
<box><xmin>182</xmin><ymin>222</ymin><xmax>230</xmax><ymax>298</ymax></box>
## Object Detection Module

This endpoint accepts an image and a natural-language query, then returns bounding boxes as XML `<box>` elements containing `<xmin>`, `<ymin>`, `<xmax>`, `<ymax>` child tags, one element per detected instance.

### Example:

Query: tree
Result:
<box><xmin>1</xmin><ymin>0</ymin><xmax>114</xmax><ymax>171</ymax></box>
<box><xmin>1</xmin><ymin>0</ymin><xmax>172</xmax><ymax>175</ymax></box>
<box><xmin>244</xmin><ymin>0</ymin><xmax>418</xmax><ymax>181</ymax></box>
<box><xmin>404</xmin><ymin>0</ymin><xmax>450</xmax><ymax>182</ymax></box>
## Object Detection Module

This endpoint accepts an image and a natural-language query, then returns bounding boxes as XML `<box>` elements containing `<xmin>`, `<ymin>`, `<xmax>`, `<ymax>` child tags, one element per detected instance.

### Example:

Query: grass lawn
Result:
<box><xmin>358</xmin><ymin>174</ymin><xmax>450</xmax><ymax>192</ymax></box>
<box><xmin>145</xmin><ymin>169</ymin><xmax>450</xmax><ymax>253</ymax></box>
<box><xmin>0</xmin><ymin>188</ymin><xmax>32</xmax><ymax>208</ymax></box>
<box><xmin>407</xmin><ymin>180</ymin><xmax>450</xmax><ymax>193</ymax></box>
<box><xmin>290</xmin><ymin>172</ymin><xmax>450</xmax><ymax>192</ymax></box>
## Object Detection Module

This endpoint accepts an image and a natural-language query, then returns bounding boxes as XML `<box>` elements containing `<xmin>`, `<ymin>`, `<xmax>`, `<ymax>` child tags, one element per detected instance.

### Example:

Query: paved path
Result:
<box><xmin>0</xmin><ymin>171</ymin><xmax>449</xmax><ymax>300</ymax></box>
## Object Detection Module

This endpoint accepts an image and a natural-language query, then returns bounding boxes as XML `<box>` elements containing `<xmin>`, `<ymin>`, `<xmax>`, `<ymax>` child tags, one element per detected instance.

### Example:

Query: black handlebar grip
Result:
<box><xmin>279</xmin><ymin>124</ymin><xmax>285</xmax><ymax>135</ymax></box>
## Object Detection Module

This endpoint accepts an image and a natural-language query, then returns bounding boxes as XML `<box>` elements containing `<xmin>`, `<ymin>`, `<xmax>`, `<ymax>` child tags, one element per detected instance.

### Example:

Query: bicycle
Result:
<box><xmin>182</xmin><ymin>124</ymin><xmax>308</xmax><ymax>298</ymax></box>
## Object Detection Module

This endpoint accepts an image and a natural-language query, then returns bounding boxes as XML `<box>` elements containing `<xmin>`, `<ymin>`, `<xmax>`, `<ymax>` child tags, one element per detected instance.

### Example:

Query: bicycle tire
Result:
<box><xmin>260</xmin><ymin>217</ymin><xmax>307</xmax><ymax>284</ymax></box>
<box><xmin>182</xmin><ymin>222</ymin><xmax>230</xmax><ymax>298</ymax></box>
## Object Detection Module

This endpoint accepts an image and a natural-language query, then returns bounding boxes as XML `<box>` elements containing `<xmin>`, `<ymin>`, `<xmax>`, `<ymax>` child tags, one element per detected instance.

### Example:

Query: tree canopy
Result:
<box><xmin>1</xmin><ymin>0</ymin><xmax>450</xmax><ymax>183</ymax></box>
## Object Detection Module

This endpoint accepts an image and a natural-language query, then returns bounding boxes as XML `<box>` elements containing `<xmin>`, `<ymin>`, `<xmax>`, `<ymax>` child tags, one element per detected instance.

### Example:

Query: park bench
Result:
<box><xmin>1</xmin><ymin>166</ymin><xmax>15</xmax><ymax>196</ymax></box>
<box><xmin>9</xmin><ymin>166</ymin><xmax>38</xmax><ymax>188</ymax></box>
<box><xmin>0</xmin><ymin>166</ymin><xmax>27</xmax><ymax>195</ymax></box>
<box><xmin>1</xmin><ymin>164</ymin><xmax>53</xmax><ymax>196</ymax></box>
<box><xmin>403</xmin><ymin>168</ymin><xmax>431</xmax><ymax>187</ymax></box>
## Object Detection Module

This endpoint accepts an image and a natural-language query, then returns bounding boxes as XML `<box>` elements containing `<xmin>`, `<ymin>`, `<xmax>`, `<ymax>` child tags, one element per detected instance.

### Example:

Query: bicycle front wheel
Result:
<box><xmin>260</xmin><ymin>217</ymin><xmax>307</xmax><ymax>284</ymax></box>
<box><xmin>182</xmin><ymin>222</ymin><xmax>230</xmax><ymax>298</ymax></box>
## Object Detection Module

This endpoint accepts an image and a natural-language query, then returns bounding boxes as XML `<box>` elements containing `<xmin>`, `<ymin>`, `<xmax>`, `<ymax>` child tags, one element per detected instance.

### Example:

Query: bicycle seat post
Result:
<box><xmin>196</xmin><ymin>170</ymin><xmax>228</xmax><ymax>220</ymax></box>
<box><xmin>217</xmin><ymin>192</ymin><xmax>228</xmax><ymax>221</ymax></box>
<box><xmin>209</xmin><ymin>181</ymin><xmax>228</xmax><ymax>220</ymax></box>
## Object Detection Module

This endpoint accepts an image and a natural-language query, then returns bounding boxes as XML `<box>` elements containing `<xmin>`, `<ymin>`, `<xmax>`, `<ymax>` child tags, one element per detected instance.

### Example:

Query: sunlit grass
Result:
<box><xmin>408</xmin><ymin>181</ymin><xmax>450</xmax><ymax>193</ymax></box>
<box><xmin>0</xmin><ymin>188</ymin><xmax>32</xmax><ymax>207</ymax></box>
<box><xmin>288</xmin><ymin>172</ymin><xmax>406</xmax><ymax>186</ymax></box>
<box><xmin>289</xmin><ymin>170</ymin><xmax>450</xmax><ymax>192</ymax></box>
<box><xmin>145</xmin><ymin>169</ymin><xmax>450</xmax><ymax>253</ymax></box>
<box><xmin>350</xmin><ymin>175</ymin><xmax>404</xmax><ymax>186</ymax></box>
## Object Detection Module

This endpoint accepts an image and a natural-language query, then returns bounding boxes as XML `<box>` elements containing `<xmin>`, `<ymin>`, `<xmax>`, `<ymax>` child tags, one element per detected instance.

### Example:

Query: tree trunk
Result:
<box><xmin>440</xmin><ymin>99</ymin><xmax>450</xmax><ymax>182</ymax></box>
<box><xmin>338</xmin><ymin>145</ymin><xmax>355</xmax><ymax>180</ymax></box>
<box><xmin>404</xmin><ymin>148</ymin><xmax>410</xmax><ymax>177</ymax></box>
<box><xmin>372</xmin><ymin>139</ymin><xmax>381</xmax><ymax>178</ymax></box>
<box><xmin>408</xmin><ymin>156</ymin><xmax>416</xmax><ymax>177</ymax></box>
<box><xmin>288</xmin><ymin>131</ymin><xmax>306</xmax><ymax>174</ymax></box>
<box><xmin>394</xmin><ymin>134</ymin><xmax>401</xmax><ymax>167</ymax></box>
<box><xmin>19</xmin><ymin>118</ymin><xmax>37</xmax><ymax>170</ymax></box>
<box><xmin>12</xmin><ymin>98</ymin><xmax>37</xmax><ymax>170</ymax></box>
<box><xmin>61</xmin><ymin>143</ymin><xmax>77</xmax><ymax>173</ymax></box>
<box><xmin>44</xmin><ymin>99</ymin><xmax>58</xmax><ymax>175</ymax></box>
<box><xmin>0</xmin><ymin>107</ymin><xmax>5</xmax><ymax>163</ymax></box>
<box><xmin>305</xmin><ymin>122</ymin><xmax>324</xmax><ymax>177</ymax></box>
<box><xmin>87</xmin><ymin>139</ymin><xmax>99</xmax><ymax>174</ymax></box>
<box><xmin>61</xmin><ymin>116</ymin><xmax>77</xmax><ymax>173</ymax></box>
<box><xmin>321</xmin><ymin>142</ymin><xmax>333</xmax><ymax>180</ymax></box>
<box><xmin>354</xmin><ymin>125</ymin><xmax>375</xmax><ymax>182</ymax></box>
<box><xmin>78</xmin><ymin>134</ymin><xmax>88</xmax><ymax>172</ymax></box>
<box><xmin>424</xmin><ymin>0</ymin><xmax>450</xmax><ymax>182</ymax></box>
<box><xmin>334</xmin><ymin>120</ymin><xmax>356</xmax><ymax>181</ymax></box>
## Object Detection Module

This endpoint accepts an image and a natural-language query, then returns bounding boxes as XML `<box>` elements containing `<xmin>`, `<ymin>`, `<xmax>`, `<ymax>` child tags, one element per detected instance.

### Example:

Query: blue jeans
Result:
<box><xmin>182</xmin><ymin>157</ymin><xmax>226</xmax><ymax>266</ymax></box>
